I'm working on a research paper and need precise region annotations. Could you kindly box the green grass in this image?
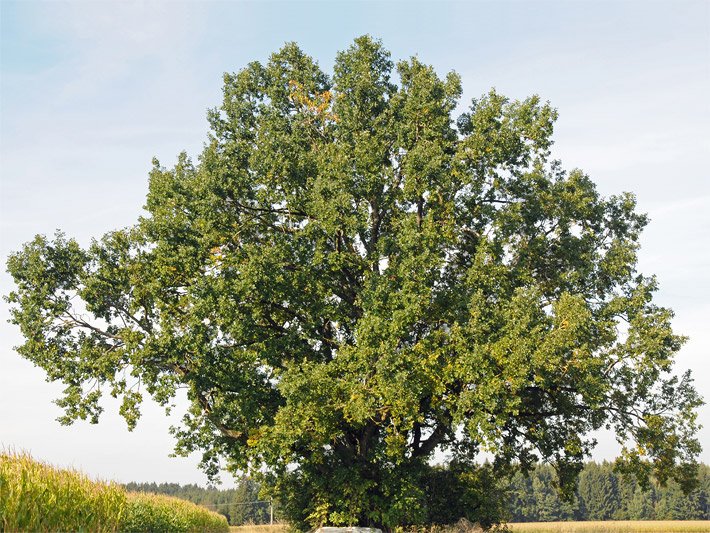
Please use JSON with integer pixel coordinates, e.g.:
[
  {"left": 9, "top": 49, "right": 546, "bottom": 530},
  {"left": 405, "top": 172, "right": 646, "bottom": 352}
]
[{"left": 0, "top": 450, "right": 229, "bottom": 532}]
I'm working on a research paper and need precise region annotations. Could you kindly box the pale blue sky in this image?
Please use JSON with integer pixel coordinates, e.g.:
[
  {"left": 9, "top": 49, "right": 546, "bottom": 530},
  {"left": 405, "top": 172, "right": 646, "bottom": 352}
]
[{"left": 1, "top": 0, "right": 708, "bottom": 487}]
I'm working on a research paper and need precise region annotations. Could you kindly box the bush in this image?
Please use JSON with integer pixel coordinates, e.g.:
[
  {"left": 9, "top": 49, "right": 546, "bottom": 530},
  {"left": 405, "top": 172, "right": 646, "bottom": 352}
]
[{"left": 424, "top": 463, "right": 509, "bottom": 528}]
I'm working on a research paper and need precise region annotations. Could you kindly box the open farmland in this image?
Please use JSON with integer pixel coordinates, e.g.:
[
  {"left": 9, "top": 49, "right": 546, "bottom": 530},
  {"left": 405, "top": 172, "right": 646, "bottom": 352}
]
[{"left": 508, "top": 521, "right": 710, "bottom": 532}]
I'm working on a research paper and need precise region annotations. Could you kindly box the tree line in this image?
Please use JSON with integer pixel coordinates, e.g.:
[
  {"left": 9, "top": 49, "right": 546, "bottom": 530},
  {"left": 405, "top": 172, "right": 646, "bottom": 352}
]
[
  {"left": 506, "top": 461, "right": 709, "bottom": 521},
  {"left": 123, "top": 478, "right": 272, "bottom": 526},
  {"left": 125, "top": 461, "right": 709, "bottom": 525}
]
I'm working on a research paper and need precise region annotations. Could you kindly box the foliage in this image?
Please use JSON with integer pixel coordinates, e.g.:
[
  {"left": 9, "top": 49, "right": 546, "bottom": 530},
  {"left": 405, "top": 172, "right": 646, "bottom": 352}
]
[
  {"left": 424, "top": 463, "right": 509, "bottom": 527},
  {"left": 230, "top": 477, "right": 273, "bottom": 525},
  {"left": 506, "top": 462, "right": 710, "bottom": 522},
  {"left": 0, "top": 450, "right": 125, "bottom": 532},
  {"left": 5, "top": 36, "right": 703, "bottom": 529},
  {"left": 0, "top": 451, "right": 228, "bottom": 533}
]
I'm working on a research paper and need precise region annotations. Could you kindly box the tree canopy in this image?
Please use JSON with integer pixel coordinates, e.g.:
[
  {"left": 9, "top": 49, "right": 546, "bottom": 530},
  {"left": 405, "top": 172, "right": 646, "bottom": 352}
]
[{"left": 6, "top": 36, "right": 702, "bottom": 530}]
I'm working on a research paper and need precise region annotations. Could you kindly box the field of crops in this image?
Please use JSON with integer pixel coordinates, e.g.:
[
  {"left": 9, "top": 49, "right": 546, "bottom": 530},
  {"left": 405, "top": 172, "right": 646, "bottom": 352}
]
[
  {"left": 229, "top": 522, "right": 710, "bottom": 533},
  {"left": 507, "top": 522, "right": 710, "bottom": 533},
  {"left": 0, "top": 451, "right": 229, "bottom": 532}
]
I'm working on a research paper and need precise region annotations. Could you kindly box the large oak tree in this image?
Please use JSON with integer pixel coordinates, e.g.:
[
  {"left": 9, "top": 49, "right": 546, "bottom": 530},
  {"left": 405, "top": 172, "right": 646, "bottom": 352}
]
[{"left": 6, "top": 37, "right": 702, "bottom": 529}]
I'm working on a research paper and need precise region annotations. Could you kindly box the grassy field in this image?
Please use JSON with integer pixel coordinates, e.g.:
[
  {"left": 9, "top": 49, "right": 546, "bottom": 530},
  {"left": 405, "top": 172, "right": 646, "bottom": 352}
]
[{"left": 230, "top": 522, "right": 710, "bottom": 533}]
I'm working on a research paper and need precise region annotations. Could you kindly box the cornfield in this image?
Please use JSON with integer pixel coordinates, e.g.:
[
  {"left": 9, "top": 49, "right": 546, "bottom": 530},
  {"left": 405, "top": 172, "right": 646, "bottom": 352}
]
[
  {"left": 0, "top": 451, "right": 229, "bottom": 532},
  {"left": 121, "top": 491, "right": 230, "bottom": 533}
]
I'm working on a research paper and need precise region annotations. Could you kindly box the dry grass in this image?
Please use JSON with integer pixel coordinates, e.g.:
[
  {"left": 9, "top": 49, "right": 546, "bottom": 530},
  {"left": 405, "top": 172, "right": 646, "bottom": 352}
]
[
  {"left": 230, "top": 525, "right": 289, "bottom": 533},
  {"left": 507, "top": 521, "right": 710, "bottom": 533}
]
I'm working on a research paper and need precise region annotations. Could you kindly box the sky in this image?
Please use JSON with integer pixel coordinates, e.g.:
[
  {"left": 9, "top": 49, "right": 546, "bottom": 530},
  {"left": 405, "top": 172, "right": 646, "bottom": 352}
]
[{"left": 1, "top": 0, "right": 708, "bottom": 488}]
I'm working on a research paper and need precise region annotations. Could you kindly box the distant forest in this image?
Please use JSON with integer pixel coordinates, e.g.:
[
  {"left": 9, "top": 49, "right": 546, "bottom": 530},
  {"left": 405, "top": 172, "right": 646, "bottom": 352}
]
[
  {"left": 124, "top": 477, "right": 270, "bottom": 526},
  {"left": 125, "top": 462, "right": 710, "bottom": 525},
  {"left": 506, "top": 462, "right": 709, "bottom": 522}
]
